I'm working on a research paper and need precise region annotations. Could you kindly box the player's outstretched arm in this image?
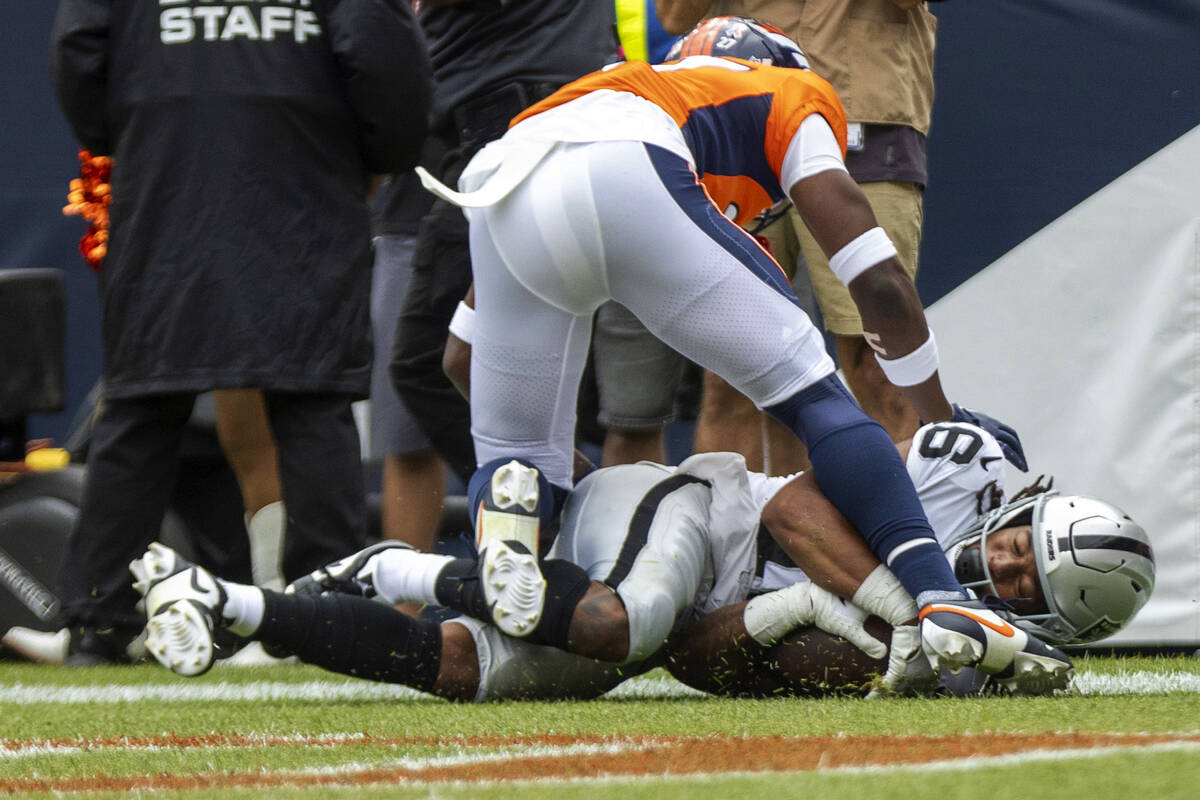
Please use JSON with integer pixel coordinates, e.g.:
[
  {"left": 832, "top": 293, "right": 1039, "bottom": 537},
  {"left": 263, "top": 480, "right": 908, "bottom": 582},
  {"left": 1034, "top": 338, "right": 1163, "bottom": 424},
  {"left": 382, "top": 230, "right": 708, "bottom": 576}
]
[
  {"left": 760, "top": 470, "right": 918, "bottom": 629},
  {"left": 789, "top": 169, "right": 1027, "bottom": 469},
  {"left": 789, "top": 169, "right": 951, "bottom": 423},
  {"left": 759, "top": 469, "right": 883, "bottom": 601}
]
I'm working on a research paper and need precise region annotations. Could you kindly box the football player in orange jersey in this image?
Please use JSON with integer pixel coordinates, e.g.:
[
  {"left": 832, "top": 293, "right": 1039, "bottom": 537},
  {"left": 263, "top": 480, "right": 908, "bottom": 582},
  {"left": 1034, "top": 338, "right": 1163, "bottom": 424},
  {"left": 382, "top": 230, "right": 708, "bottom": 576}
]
[{"left": 404, "top": 16, "right": 1067, "bottom": 686}]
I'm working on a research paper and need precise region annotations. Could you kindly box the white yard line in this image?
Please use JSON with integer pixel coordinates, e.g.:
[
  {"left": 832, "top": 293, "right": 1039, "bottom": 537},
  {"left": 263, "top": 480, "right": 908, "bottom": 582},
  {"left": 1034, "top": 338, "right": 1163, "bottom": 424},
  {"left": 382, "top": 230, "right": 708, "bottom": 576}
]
[
  {"left": 406, "top": 738, "right": 1200, "bottom": 789},
  {"left": 1069, "top": 670, "right": 1200, "bottom": 695},
  {"left": 0, "top": 732, "right": 370, "bottom": 759},
  {"left": 0, "top": 679, "right": 427, "bottom": 704},
  {"left": 1, "top": 725, "right": 1197, "bottom": 788},
  {"left": 0, "top": 733, "right": 653, "bottom": 767},
  {"left": 284, "top": 740, "right": 662, "bottom": 777},
  {"left": 817, "top": 739, "right": 1200, "bottom": 775},
  {"left": 0, "top": 669, "right": 1196, "bottom": 706}
]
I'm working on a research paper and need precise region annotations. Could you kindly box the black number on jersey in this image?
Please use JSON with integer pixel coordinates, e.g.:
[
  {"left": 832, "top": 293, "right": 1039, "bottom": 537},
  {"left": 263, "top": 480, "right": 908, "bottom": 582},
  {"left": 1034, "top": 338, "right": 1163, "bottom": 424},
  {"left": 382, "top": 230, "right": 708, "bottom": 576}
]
[{"left": 918, "top": 424, "right": 984, "bottom": 465}]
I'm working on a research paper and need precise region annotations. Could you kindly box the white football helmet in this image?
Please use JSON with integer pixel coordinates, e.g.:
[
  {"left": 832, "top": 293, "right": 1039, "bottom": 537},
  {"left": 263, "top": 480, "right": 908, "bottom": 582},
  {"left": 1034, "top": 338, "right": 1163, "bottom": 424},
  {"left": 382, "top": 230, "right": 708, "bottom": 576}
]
[{"left": 945, "top": 491, "right": 1155, "bottom": 644}]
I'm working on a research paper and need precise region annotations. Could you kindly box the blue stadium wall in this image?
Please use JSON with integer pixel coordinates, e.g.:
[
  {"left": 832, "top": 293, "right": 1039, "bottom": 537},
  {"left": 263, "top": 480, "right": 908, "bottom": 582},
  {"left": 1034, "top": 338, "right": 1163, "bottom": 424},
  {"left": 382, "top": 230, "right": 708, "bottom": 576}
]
[{"left": 3, "top": 1, "right": 1200, "bottom": 443}]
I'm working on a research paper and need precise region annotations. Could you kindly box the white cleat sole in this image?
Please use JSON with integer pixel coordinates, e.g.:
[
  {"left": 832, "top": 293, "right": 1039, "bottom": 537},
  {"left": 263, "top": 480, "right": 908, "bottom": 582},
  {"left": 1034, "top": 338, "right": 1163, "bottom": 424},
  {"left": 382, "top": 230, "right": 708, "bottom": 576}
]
[
  {"left": 921, "top": 624, "right": 984, "bottom": 674},
  {"left": 490, "top": 461, "right": 541, "bottom": 512},
  {"left": 476, "top": 461, "right": 542, "bottom": 554},
  {"left": 481, "top": 540, "right": 546, "bottom": 637},
  {"left": 131, "top": 542, "right": 184, "bottom": 598},
  {"left": 998, "top": 651, "right": 1075, "bottom": 696},
  {"left": 145, "top": 600, "right": 216, "bottom": 677}
]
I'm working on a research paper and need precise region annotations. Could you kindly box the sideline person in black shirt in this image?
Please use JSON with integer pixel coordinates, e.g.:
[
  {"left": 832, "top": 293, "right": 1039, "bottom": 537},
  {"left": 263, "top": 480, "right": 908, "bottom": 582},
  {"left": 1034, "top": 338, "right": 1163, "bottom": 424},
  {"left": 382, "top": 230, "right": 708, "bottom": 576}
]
[
  {"left": 389, "top": 0, "right": 620, "bottom": 485},
  {"left": 47, "top": 0, "right": 433, "bottom": 664}
]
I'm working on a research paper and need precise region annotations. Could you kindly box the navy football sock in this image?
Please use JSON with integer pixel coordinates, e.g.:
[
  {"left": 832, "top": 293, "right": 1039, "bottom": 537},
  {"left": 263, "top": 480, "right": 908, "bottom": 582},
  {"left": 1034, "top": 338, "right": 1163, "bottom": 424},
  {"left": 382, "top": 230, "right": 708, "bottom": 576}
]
[{"left": 765, "top": 375, "right": 963, "bottom": 600}]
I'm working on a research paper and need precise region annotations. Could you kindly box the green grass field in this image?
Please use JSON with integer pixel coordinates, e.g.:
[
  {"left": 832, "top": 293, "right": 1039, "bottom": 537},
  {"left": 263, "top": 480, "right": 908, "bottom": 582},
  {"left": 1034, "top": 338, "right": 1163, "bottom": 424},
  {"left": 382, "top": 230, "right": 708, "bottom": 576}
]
[{"left": 1, "top": 653, "right": 1199, "bottom": 797}]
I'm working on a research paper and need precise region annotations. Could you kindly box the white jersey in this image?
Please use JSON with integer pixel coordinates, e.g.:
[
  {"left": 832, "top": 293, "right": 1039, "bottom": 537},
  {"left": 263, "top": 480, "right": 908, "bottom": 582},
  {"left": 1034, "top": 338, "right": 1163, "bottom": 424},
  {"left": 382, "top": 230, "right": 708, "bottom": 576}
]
[
  {"left": 462, "top": 422, "right": 1006, "bottom": 701},
  {"left": 750, "top": 422, "right": 1006, "bottom": 596},
  {"left": 751, "top": 421, "right": 1006, "bottom": 546},
  {"left": 903, "top": 422, "right": 1007, "bottom": 546}
]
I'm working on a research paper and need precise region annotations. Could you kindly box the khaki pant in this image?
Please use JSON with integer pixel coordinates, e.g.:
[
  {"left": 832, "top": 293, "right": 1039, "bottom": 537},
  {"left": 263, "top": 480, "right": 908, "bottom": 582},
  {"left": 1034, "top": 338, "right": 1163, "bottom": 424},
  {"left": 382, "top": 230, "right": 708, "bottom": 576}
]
[{"left": 785, "top": 180, "right": 924, "bottom": 336}]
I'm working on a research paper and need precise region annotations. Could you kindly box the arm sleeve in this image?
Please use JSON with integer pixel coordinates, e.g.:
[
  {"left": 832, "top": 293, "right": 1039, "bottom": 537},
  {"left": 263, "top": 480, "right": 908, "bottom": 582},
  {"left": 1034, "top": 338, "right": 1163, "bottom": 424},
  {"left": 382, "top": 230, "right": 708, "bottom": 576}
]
[
  {"left": 779, "top": 113, "right": 847, "bottom": 196},
  {"left": 51, "top": 0, "right": 112, "bottom": 154},
  {"left": 323, "top": 0, "right": 434, "bottom": 173}
]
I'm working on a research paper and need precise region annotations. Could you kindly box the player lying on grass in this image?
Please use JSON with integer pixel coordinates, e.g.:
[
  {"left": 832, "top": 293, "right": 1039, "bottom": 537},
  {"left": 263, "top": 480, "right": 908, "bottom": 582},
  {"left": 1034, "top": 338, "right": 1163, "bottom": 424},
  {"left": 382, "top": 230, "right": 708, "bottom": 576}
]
[
  {"left": 419, "top": 14, "right": 1054, "bottom": 686},
  {"left": 131, "top": 423, "right": 1154, "bottom": 699},
  {"left": 661, "top": 477, "right": 1156, "bottom": 697}
]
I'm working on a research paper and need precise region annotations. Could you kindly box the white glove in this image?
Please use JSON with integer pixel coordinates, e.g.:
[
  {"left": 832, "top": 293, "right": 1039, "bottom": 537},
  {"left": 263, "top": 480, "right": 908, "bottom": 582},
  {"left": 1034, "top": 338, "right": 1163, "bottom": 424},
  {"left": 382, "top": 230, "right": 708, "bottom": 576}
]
[
  {"left": 744, "top": 581, "right": 887, "bottom": 660},
  {"left": 866, "top": 624, "right": 938, "bottom": 698}
]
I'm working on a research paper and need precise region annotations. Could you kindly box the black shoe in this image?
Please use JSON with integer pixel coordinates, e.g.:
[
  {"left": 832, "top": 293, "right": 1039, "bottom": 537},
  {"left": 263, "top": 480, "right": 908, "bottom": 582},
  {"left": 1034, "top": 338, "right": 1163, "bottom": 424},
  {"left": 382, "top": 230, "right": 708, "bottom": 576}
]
[
  {"left": 129, "top": 542, "right": 227, "bottom": 677},
  {"left": 64, "top": 626, "right": 136, "bottom": 667}
]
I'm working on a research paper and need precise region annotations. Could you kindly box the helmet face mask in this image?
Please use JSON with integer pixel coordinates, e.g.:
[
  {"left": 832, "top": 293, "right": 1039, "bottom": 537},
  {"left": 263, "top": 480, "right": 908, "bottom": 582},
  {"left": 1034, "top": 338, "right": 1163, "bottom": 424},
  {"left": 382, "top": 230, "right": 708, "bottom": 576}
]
[
  {"left": 948, "top": 491, "right": 1155, "bottom": 645},
  {"left": 665, "top": 16, "right": 810, "bottom": 71}
]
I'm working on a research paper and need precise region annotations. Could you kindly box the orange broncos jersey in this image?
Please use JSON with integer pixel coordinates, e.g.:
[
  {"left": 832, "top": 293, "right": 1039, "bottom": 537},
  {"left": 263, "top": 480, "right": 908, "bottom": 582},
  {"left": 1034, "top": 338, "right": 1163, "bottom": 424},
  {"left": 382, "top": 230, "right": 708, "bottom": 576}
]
[{"left": 511, "top": 57, "right": 848, "bottom": 228}]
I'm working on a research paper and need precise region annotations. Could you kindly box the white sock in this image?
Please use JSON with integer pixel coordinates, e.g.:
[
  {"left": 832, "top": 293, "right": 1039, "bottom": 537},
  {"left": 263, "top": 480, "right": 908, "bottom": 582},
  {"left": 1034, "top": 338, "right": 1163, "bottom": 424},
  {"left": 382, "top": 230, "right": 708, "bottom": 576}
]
[
  {"left": 247, "top": 501, "right": 286, "bottom": 591},
  {"left": 368, "top": 550, "right": 453, "bottom": 606},
  {"left": 220, "top": 581, "right": 265, "bottom": 637}
]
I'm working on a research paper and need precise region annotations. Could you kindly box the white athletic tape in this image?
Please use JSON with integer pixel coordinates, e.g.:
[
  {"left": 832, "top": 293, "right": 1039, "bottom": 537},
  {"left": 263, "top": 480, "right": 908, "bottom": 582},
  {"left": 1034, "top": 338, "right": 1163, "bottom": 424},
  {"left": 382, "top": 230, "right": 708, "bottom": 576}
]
[
  {"left": 828, "top": 226, "right": 897, "bottom": 286},
  {"left": 853, "top": 563, "right": 919, "bottom": 627},
  {"left": 448, "top": 300, "right": 475, "bottom": 344},
  {"left": 875, "top": 329, "right": 939, "bottom": 387}
]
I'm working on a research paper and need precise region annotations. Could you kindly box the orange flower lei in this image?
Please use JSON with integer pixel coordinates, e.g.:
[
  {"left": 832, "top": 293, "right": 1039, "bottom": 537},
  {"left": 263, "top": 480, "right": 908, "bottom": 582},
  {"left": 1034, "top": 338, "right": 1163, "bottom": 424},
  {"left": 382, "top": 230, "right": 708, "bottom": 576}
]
[{"left": 63, "top": 149, "right": 112, "bottom": 272}]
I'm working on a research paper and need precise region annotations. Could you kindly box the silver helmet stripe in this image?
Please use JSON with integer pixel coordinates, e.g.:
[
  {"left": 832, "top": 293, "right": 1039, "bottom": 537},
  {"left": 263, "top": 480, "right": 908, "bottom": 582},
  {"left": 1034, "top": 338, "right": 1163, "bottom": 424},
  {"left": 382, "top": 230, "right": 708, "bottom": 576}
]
[{"left": 1062, "top": 534, "right": 1154, "bottom": 563}]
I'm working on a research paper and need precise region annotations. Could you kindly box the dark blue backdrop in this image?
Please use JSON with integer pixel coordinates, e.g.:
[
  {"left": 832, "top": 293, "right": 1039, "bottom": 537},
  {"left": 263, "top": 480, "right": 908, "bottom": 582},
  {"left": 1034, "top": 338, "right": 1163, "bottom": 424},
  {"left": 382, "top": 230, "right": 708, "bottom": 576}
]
[
  {"left": 3, "top": 4, "right": 101, "bottom": 441},
  {"left": 922, "top": 0, "right": 1200, "bottom": 302},
  {"left": 3, "top": 1, "right": 1199, "bottom": 443}
]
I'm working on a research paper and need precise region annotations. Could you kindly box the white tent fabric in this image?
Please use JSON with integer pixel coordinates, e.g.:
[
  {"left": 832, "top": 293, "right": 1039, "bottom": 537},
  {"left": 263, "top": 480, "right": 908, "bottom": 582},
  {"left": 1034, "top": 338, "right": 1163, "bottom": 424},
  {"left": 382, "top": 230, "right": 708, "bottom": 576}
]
[{"left": 927, "top": 126, "right": 1200, "bottom": 645}]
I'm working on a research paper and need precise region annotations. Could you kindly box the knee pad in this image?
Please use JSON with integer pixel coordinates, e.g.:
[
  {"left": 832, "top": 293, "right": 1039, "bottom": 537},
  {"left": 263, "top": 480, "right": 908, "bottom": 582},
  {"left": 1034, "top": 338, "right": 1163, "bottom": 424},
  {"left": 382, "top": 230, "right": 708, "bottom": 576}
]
[{"left": 527, "top": 558, "right": 592, "bottom": 651}]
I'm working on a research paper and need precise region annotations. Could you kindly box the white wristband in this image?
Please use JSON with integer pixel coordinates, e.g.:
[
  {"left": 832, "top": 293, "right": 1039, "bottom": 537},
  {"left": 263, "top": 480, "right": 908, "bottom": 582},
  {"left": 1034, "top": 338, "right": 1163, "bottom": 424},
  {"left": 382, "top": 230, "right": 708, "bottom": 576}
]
[
  {"left": 829, "top": 226, "right": 897, "bottom": 286},
  {"left": 874, "top": 329, "right": 939, "bottom": 387},
  {"left": 448, "top": 300, "right": 475, "bottom": 345}
]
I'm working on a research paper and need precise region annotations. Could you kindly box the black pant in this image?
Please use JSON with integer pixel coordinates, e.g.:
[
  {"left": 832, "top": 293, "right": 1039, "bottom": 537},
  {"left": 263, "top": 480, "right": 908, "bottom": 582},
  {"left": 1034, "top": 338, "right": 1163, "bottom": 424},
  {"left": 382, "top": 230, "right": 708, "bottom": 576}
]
[
  {"left": 390, "top": 83, "right": 564, "bottom": 486},
  {"left": 389, "top": 139, "right": 480, "bottom": 485},
  {"left": 60, "top": 392, "right": 367, "bottom": 640}
]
